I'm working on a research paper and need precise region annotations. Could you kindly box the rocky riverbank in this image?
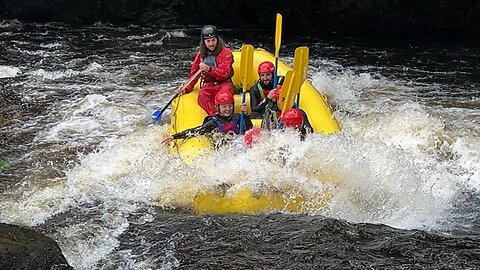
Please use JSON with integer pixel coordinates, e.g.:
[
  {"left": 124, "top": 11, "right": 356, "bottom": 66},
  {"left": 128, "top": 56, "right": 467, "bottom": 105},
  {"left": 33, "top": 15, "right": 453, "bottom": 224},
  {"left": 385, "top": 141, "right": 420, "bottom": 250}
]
[{"left": 0, "top": 223, "right": 72, "bottom": 270}]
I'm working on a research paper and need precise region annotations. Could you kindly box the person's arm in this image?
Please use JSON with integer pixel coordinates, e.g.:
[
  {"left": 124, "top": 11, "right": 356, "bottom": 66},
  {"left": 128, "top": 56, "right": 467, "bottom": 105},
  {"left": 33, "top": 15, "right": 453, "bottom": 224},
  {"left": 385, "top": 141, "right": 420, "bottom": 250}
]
[
  {"left": 250, "top": 84, "right": 270, "bottom": 113},
  {"left": 244, "top": 114, "right": 253, "bottom": 131},
  {"left": 208, "top": 48, "right": 233, "bottom": 82},
  {"left": 249, "top": 84, "right": 261, "bottom": 112},
  {"left": 184, "top": 52, "right": 202, "bottom": 92},
  {"left": 161, "top": 118, "right": 218, "bottom": 143},
  {"left": 267, "top": 84, "right": 282, "bottom": 113},
  {"left": 175, "top": 118, "right": 218, "bottom": 139},
  {"left": 265, "top": 95, "right": 279, "bottom": 114},
  {"left": 299, "top": 109, "right": 313, "bottom": 137}
]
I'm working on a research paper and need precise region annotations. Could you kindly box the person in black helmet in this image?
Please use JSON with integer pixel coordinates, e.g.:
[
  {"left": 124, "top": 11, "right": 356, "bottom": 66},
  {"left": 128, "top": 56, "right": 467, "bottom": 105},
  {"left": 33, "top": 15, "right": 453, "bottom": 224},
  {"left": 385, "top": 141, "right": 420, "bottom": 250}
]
[{"left": 180, "top": 25, "right": 235, "bottom": 116}]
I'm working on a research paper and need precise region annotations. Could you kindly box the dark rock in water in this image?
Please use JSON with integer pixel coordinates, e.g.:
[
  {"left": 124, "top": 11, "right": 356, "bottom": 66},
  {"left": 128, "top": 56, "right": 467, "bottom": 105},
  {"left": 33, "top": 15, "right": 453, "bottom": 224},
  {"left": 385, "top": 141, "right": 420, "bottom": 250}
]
[{"left": 0, "top": 223, "right": 72, "bottom": 270}]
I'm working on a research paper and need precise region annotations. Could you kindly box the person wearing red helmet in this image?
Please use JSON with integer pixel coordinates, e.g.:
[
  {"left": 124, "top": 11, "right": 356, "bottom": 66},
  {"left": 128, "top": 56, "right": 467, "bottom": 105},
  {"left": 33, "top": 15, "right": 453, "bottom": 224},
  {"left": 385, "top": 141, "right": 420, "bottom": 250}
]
[
  {"left": 279, "top": 108, "right": 313, "bottom": 140},
  {"left": 243, "top": 107, "right": 312, "bottom": 147},
  {"left": 281, "top": 108, "right": 303, "bottom": 128},
  {"left": 249, "top": 61, "right": 280, "bottom": 119},
  {"left": 162, "top": 90, "right": 252, "bottom": 144},
  {"left": 179, "top": 25, "right": 235, "bottom": 116}
]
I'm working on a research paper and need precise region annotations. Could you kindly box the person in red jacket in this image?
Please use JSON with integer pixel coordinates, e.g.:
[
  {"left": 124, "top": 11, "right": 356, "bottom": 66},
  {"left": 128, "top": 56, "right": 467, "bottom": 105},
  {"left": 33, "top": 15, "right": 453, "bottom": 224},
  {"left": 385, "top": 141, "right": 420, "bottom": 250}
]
[
  {"left": 279, "top": 108, "right": 313, "bottom": 140},
  {"left": 179, "top": 25, "right": 235, "bottom": 116}
]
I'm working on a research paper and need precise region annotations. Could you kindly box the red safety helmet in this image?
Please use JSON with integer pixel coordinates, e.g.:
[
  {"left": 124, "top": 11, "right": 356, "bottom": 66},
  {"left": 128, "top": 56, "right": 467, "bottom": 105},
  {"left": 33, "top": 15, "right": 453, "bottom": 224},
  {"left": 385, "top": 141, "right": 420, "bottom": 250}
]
[
  {"left": 281, "top": 108, "right": 303, "bottom": 128},
  {"left": 215, "top": 90, "right": 234, "bottom": 105},
  {"left": 258, "top": 61, "right": 274, "bottom": 74}
]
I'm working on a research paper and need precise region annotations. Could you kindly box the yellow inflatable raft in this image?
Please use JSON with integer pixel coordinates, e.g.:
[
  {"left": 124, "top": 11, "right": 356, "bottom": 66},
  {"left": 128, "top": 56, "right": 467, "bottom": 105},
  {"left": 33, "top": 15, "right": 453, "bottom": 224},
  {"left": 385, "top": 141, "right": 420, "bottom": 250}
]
[{"left": 166, "top": 47, "right": 340, "bottom": 214}]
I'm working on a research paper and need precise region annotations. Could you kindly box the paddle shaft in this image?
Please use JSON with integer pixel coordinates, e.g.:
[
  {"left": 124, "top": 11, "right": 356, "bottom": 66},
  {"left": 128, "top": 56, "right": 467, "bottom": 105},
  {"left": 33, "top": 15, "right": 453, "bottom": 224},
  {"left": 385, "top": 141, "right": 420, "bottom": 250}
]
[
  {"left": 239, "top": 44, "right": 254, "bottom": 134},
  {"left": 273, "top": 57, "right": 279, "bottom": 88},
  {"left": 273, "top": 13, "right": 282, "bottom": 88},
  {"left": 161, "top": 69, "right": 202, "bottom": 112},
  {"left": 239, "top": 91, "right": 247, "bottom": 133},
  {"left": 151, "top": 69, "right": 202, "bottom": 124},
  {"left": 157, "top": 93, "right": 178, "bottom": 116},
  {"left": 179, "top": 69, "right": 202, "bottom": 93}
]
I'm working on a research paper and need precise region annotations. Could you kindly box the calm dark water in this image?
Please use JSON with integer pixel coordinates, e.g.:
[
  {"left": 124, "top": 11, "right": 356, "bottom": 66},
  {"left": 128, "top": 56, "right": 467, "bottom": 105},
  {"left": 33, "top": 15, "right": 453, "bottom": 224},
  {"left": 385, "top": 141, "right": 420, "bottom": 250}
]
[{"left": 1, "top": 20, "right": 480, "bottom": 269}]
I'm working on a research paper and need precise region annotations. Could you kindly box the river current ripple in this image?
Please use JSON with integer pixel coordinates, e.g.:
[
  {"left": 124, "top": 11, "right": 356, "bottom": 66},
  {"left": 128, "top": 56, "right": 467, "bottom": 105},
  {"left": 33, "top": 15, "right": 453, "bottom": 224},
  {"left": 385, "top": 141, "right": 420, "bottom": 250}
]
[{"left": 1, "top": 20, "right": 480, "bottom": 269}]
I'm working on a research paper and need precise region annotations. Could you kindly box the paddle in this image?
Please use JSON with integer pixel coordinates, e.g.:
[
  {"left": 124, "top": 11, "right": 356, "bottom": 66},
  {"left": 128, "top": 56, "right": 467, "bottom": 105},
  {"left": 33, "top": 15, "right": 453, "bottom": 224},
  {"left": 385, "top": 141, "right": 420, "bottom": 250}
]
[
  {"left": 277, "top": 70, "right": 295, "bottom": 114},
  {"left": 273, "top": 13, "right": 282, "bottom": 88},
  {"left": 150, "top": 69, "right": 202, "bottom": 125},
  {"left": 292, "top": 46, "right": 309, "bottom": 108},
  {"left": 277, "top": 47, "right": 309, "bottom": 113},
  {"left": 239, "top": 44, "right": 254, "bottom": 134}
]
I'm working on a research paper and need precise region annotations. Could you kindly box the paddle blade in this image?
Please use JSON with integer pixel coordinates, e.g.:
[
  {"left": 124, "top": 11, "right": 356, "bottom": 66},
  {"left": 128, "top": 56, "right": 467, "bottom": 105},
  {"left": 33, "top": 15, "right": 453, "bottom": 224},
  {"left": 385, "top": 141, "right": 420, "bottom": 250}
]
[
  {"left": 151, "top": 110, "right": 162, "bottom": 125},
  {"left": 292, "top": 46, "right": 309, "bottom": 92},
  {"left": 240, "top": 44, "right": 254, "bottom": 92},
  {"left": 274, "top": 13, "right": 282, "bottom": 57},
  {"left": 278, "top": 70, "right": 296, "bottom": 113}
]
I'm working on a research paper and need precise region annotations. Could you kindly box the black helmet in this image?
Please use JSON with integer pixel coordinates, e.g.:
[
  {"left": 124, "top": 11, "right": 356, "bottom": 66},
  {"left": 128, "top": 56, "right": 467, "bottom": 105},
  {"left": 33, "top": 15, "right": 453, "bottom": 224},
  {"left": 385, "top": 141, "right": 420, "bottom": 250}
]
[{"left": 201, "top": 25, "right": 218, "bottom": 39}]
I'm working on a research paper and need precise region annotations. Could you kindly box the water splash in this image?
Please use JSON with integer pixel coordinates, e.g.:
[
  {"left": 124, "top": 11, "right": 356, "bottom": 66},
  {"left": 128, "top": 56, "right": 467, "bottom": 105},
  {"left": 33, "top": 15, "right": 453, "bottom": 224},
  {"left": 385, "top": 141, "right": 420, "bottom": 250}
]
[
  {"left": 0, "top": 65, "right": 21, "bottom": 78},
  {"left": 310, "top": 60, "right": 480, "bottom": 231}
]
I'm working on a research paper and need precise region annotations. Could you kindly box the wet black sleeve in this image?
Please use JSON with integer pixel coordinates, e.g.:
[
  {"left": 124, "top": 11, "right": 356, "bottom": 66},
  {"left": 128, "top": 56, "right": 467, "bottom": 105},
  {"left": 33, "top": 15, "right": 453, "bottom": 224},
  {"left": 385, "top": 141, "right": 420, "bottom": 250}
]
[
  {"left": 266, "top": 99, "right": 280, "bottom": 113},
  {"left": 249, "top": 84, "right": 269, "bottom": 113},
  {"left": 171, "top": 118, "right": 218, "bottom": 140},
  {"left": 244, "top": 115, "right": 253, "bottom": 131},
  {"left": 300, "top": 109, "right": 313, "bottom": 135}
]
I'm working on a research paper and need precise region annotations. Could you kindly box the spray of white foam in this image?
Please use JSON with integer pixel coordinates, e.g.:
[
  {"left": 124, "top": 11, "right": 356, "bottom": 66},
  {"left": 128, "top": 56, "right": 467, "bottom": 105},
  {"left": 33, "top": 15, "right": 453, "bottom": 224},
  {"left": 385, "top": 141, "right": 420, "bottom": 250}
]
[
  {"left": 0, "top": 180, "right": 75, "bottom": 226},
  {"left": 54, "top": 206, "right": 130, "bottom": 270},
  {"left": 0, "top": 19, "right": 22, "bottom": 28},
  {"left": 32, "top": 92, "right": 147, "bottom": 148},
  {"left": 55, "top": 126, "right": 215, "bottom": 268},
  {"left": 141, "top": 30, "right": 187, "bottom": 46},
  {"left": 27, "top": 62, "right": 103, "bottom": 81},
  {"left": 0, "top": 101, "right": 472, "bottom": 267},
  {"left": 126, "top": 33, "right": 160, "bottom": 40},
  {"left": 64, "top": 128, "right": 194, "bottom": 206},
  {"left": 452, "top": 137, "right": 480, "bottom": 192},
  {"left": 0, "top": 65, "right": 21, "bottom": 78},
  {"left": 30, "top": 68, "right": 79, "bottom": 80},
  {"left": 185, "top": 128, "right": 454, "bottom": 230},
  {"left": 309, "top": 60, "right": 480, "bottom": 230},
  {"left": 190, "top": 130, "right": 333, "bottom": 207},
  {"left": 39, "top": 42, "right": 64, "bottom": 49},
  {"left": 0, "top": 124, "right": 199, "bottom": 268},
  {"left": 320, "top": 130, "right": 455, "bottom": 230}
]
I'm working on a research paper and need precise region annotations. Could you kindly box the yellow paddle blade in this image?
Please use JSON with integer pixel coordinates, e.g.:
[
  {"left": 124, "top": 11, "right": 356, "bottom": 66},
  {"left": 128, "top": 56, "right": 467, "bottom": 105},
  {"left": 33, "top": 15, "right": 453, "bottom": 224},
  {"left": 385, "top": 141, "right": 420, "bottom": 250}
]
[
  {"left": 278, "top": 70, "right": 296, "bottom": 113},
  {"left": 240, "top": 44, "right": 254, "bottom": 92},
  {"left": 291, "top": 46, "right": 309, "bottom": 95},
  {"left": 275, "top": 13, "right": 282, "bottom": 57}
]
